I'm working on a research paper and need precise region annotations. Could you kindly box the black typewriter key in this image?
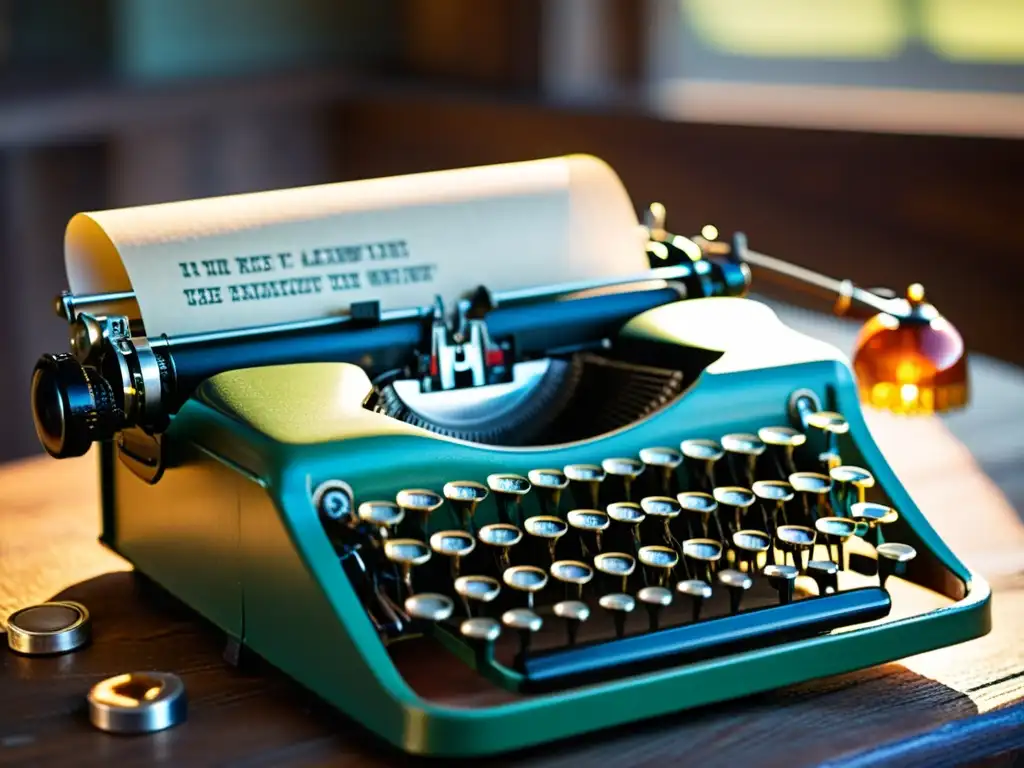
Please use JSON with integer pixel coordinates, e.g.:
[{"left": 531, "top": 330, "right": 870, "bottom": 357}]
[
  {"left": 429, "top": 530, "right": 476, "bottom": 580},
  {"left": 682, "top": 538, "right": 723, "bottom": 583},
  {"left": 606, "top": 502, "right": 645, "bottom": 553},
  {"left": 524, "top": 515, "right": 568, "bottom": 565},
  {"left": 383, "top": 539, "right": 431, "bottom": 597},
  {"left": 806, "top": 560, "right": 839, "bottom": 595},
  {"left": 404, "top": 593, "right": 455, "bottom": 623},
  {"left": 443, "top": 481, "right": 489, "bottom": 533},
  {"left": 680, "top": 439, "right": 724, "bottom": 492},
  {"left": 814, "top": 516, "right": 858, "bottom": 567},
  {"left": 357, "top": 501, "right": 404, "bottom": 540},
  {"left": 599, "top": 593, "right": 635, "bottom": 638},
  {"left": 640, "top": 496, "right": 682, "bottom": 549},
  {"left": 752, "top": 480, "right": 794, "bottom": 535},
  {"left": 638, "top": 545, "right": 679, "bottom": 587},
  {"left": 564, "top": 464, "right": 606, "bottom": 509},
  {"left": 830, "top": 465, "right": 875, "bottom": 514},
  {"left": 637, "top": 586, "right": 673, "bottom": 631},
  {"left": 550, "top": 560, "right": 594, "bottom": 600},
  {"left": 676, "top": 491, "right": 720, "bottom": 540},
  {"left": 775, "top": 525, "right": 816, "bottom": 572},
  {"left": 460, "top": 617, "right": 501, "bottom": 668},
  {"left": 718, "top": 569, "right": 753, "bottom": 614},
  {"left": 502, "top": 608, "right": 543, "bottom": 658},
  {"left": 805, "top": 410, "right": 849, "bottom": 470},
  {"left": 713, "top": 486, "right": 756, "bottom": 537},
  {"left": 757, "top": 426, "right": 806, "bottom": 480},
  {"left": 478, "top": 523, "right": 523, "bottom": 570},
  {"left": 601, "top": 457, "right": 645, "bottom": 504},
  {"left": 527, "top": 469, "right": 569, "bottom": 516},
  {"left": 454, "top": 575, "right": 501, "bottom": 617},
  {"left": 675, "top": 579, "right": 712, "bottom": 621},
  {"left": 312, "top": 479, "right": 355, "bottom": 532},
  {"left": 789, "top": 472, "right": 833, "bottom": 523},
  {"left": 567, "top": 509, "right": 610, "bottom": 560},
  {"left": 851, "top": 502, "right": 899, "bottom": 548},
  {"left": 487, "top": 474, "right": 531, "bottom": 526},
  {"left": 639, "top": 446, "right": 683, "bottom": 496},
  {"left": 396, "top": 489, "right": 444, "bottom": 538},
  {"left": 553, "top": 600, "right": 590, "bottom": 645},
  {"left": 502, "top": 565, "right": 548, "bottom": 609},
  {"left": 721, "top": 433, "right": 766, "bottom": 487},
  {"left": 877, "top": 542, "right": 917, "bottom": 588},
  {"left": 763, "top": 564, "right": 799, "bottom": 605},
  {"left": 732, "top": 529, "right": 771, "bottom": 574},
  {"left": 593, "top": 552, "right": 637, "bottom": 593}
]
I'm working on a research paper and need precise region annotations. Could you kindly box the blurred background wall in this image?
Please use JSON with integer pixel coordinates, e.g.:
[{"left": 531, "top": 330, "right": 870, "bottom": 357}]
[{"left": 0, "top": 0, "right": 1021, "bottom": 461}]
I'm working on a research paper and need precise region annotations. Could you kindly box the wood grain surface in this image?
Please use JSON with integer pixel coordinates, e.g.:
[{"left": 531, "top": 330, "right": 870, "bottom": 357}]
[{"left": 2, "top": 404, "right": 1023, "bottom": 767}]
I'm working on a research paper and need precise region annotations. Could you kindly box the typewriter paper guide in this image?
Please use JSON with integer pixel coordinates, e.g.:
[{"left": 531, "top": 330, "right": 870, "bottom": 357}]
[{"left": 64, "top": 155, "right": 650, "bottom": 337}]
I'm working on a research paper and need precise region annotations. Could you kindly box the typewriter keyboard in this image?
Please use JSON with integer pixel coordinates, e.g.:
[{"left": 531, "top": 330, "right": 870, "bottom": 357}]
[{"left": 314, "top": 410, "right": 917, "bottom": 692}]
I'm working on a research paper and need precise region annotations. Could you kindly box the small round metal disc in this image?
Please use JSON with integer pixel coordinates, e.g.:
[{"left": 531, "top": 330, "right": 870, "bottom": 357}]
[
  {"left": 460, "top": 617, "right": 501, "bottom": 642},
  {"left": 676, "top": 579, "right": 712, "bottom": 599},
  {"left": 594, "top": 552, "right": 636, "bottom": 577},
  {"left": 733, "top": 529, "right": 771, "bottom": 553},
  {"left": 807, "top": 560, "right": 839, "bottom": 576},
  {"left": 429, "top": 530, "right": 476, "bottom": 558},
  {"left": 763, "top": 564, "right": 799, "bottom": 581},
  {"left": 550, "top": 560, "right": 594, "bottom": 585},
  {"left": 554, "top": 600, "right": 590, "bottom": 622},
  {"left": 757, "top": 426, "right": 807, "bottom": 448},
  {"left": 358, "top": 501, "right": 404, "bottom": 527},
  {"left": 638, "top": 586, "right": 673, "bottom": 607},
  {"left": 721, "top": 433, "right": 767, "bottom": 456},
  {"left": 602, "top": 457, "right": 645, "bottom": 479},
  {"left": 443, "top": 480, "right": 489, "bottom": 503},
  {"left": 478, "top": 523, "right": 523, "bottom": 548},
  {"left": 851, "top": 502, "right": 899, "bottom": 526},
  {"left": 640, "top": 496, "right": 681, "bottom": 518},
  {"left": 718, "top": 569, "right": 753, "bottom": 591},
  {"left": 503, "top": 565, "right": 548, "bottom": 593},
  {"left": 564, "top": 464, "right": 606, "bottom": 483},
  {"left": 528, "top": 469, "right": 569, "bottom": 489},
  {"left": 383, "top": 538, "right": 431, "bottom": 566},
  {"left": 877, "top": 542, "right": 917, "bottom": 563},
  {"left": 806, "top": 410, "right": 850, "bottom": 434},
  {"left": 405, "top": 593, "right": 455, "bottom": 622},
  {"left": 487, "top": 473, "right": 531, "bottom": 496},
  {"left": 639, "top": 447, "right": 683, "bottom": 469},
  {"left": 789, "top": 472, "right": 833, "bottom": 494},
  {"left": 395, "top": 488, "right": 444, "bottom": 512},
  {"left": 599, "top": 593, "right": 636, "bottom": 613},
  {"left": 7, "top": 601, "right": 91, "bottom": 656},
  {"left": 680, "top": 439, "right": 724, "bottom": 462},
  {"left": 682, "top": 538, "right": 723, "bottom": 563},
  {"left": 815, "top": 517, "right": 858, "bottom": 539},
  {"left": 776, "top": 525, "right": 817, "bottom": 548},
  {"left": 638, "top": 545, "right": 679, "bottom": 569},
  {"left": 607, "top": 502, "right": 645, "bottom": 524},
  {"left": 502, "top": 608, "right": 543, "bottom": 633},
  {"left": 88, "top": 671, "right": 186, "bottom": 734},
  {"left": 713, "top": 486, "right": 756, "bottom": 508},
  {"left": 676, "top": 492, "right": 718, "bottom": 514},
  {"left": 752, "top": 480, "right": 794, "bottom": 502},
  {"left": 567, "top": 509, "right": 610, "bottom": 533},
  {"left": 524, "top": 516, "right": 568, "bottom": 539},
  {"left": 454, "top": 575, "right": 501, "bottom": 603},
  {"left": 830, "top": 465, "right": 875, "bottom": 487}
]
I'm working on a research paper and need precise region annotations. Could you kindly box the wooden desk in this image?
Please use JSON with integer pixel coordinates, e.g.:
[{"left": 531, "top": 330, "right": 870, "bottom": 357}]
[{"left": 2, "top": 412, "right": 1024, "bottom": 767}]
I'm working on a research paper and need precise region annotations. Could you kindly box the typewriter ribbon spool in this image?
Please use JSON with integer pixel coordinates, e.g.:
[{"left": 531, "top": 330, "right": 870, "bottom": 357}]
[{"left": 26, "top": 156, "right": 988, "bottom": 757}]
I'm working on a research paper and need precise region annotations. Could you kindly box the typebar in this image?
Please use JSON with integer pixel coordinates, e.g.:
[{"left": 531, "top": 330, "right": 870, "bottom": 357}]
[{"left": 518, "top": 587, "right": 891, "bottom": 692}]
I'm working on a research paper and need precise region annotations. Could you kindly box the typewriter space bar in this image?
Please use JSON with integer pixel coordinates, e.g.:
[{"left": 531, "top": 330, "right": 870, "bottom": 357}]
[{"left": 520, "top": 587, "right": 891, "bottom": 692}]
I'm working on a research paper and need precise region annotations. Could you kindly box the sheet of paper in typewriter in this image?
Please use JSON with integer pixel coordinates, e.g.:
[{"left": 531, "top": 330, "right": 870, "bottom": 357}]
[{"left": 63, "top": 154, "right": 650, "bottom": 337}]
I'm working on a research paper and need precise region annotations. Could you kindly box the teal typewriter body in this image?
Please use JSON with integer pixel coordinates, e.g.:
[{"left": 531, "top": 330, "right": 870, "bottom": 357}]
[{"left": 93, "top": 296, "right": 991, "bottom": 757}]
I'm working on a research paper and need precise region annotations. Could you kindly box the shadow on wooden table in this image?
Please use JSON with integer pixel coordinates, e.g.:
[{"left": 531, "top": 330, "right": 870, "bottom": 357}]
[{"left": 0, "top": 570, "right": 1001, "bottom": 768}]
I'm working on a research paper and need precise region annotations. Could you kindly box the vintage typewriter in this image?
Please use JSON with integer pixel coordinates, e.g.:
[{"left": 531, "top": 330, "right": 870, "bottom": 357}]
[{"left": 29, "top": 160, "right": 989, "bottom": 757}]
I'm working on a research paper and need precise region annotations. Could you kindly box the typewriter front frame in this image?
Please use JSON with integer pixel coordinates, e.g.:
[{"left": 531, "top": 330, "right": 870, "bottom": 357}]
[{"left": 95, "top": 297, "right": 992, "bottom": 757}]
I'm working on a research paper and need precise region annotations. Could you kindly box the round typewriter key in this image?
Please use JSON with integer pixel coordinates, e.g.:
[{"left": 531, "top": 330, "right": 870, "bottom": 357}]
[
  {"left": 639, "top": 446, "right": 684, "bottom": 495},
  {"left": 606, "top": 502, "right": 646, "bottom": 550},
  {"left": 676, "top": 491, "right": 719, "bottom": 539},
  {"left": 775, "top": 525, "right": 816, "bottom": 571},
  {"left": 680, "top": 439, "right": 724, "bottom": 491},
  {"left": 312, "top": 479, "right": 355, "bottom": 527},
  {"left": 758, "top": 426, "right": 806, "bottom": 479},
  {"left": 524, "top": 515, "right": 569, "bottom": 563},
  {"left": 682, "top": 538, "right": 723, "bottom": 582},
  {"left": 460, "top": 617, "right": 501, "bottom": 666},
  {"left": 528, "top": 469, "right": 569, "bottom": 516},
  {"left": 752, "top": 480, "right": 794, "bottom": 531},
  {"left": 877, "top": 542, "right": 917, "bottom": 588},
  {"left": 830, "top": 465, "right": 876, "bottom": 511},
  {"left": 567, "top": 509, "right": 610, "bottom": 558},
  {"left": 564, "top": 464, "right": 606, "bottom": 509},
  {"left": 763, "top": 564, "right": 799, "bottom": 605},
  {"left": 806, "top": 411, "right": 849, "bottom": 435},
  {"left": 554, "top": 599, "right": 590, "bottom": 645},
  {"left": 88, "top": 671, "right": 186, "bottom": 734},
  {"left": 550, "top": 560, "right": 594, "bottom": 599},
  {"left": 593, "top": 552, "right": 637, "bottom": 593},
  {"left": 502, "top": 608, "right": 543, "bottom": 656},
  {"left": 718, "top": 569, "right": 753, "bottom": 614},
  {"left": 6, "top": 601, "right": 90, "bottom": 656},
  {"left": 640, "top": 496, "right": 682, "bottom": 546},
  {"left": 601, "top": 457, "right": 645, "bottom": 502},
  {"left": 396, "top": 489, "right": 444, "bottom": 536},
  {"left": 721, "top": 433, "right": 766, "bottom": 486},
  {"left": 477, "top": 523, "right": 523, "bottom": 569},
  {"left": 454, "top": 575, "right": 501, "bottom": 616},
  {"left": 487, "top": 474, "right": 531, "bottom": 526},
  {"left": 358, "top": 501, "right": 404, "bottom": 539},
  {"left": 806, "top": 560, "right": 839, "bottom": 595},
  {"left": 676, "top": 579, "right": 712, "bottom": 621},
  {"left": 405, "top": 593, "right": 455, "bottom": 623},
  {"left": 851, "top": 502, "right": 899, "bottom": 547},
  {"left": 443, "top": 480, "right": 489, "bottom": 532},
  {"left": 789, "top": 472, "right": 833, "bottom": 522},
  {"left": 638, "top": 545, "right": 679, "bottom": 586},
  {"left": 713, "top": 486, "right": 756, "bottom": 535},
  {"left": 732, "top": 529, "right": 771, "bottom": 573},
  {"left": 815, "top": 516, "right": 858, "bottom": 566},
  {"left": 383, "top": 539, "right": 431, "bottom": 595},
  {"left": 502, "top": 565, "right": 548, "bottom": 609},
  {"left": 599, "top": 593, "right": 636, "bottom": 638},
  {"left": 429, "top": 530, "right": 476, "bottom": 579},
  {"left": 638, "top": 585, "right": 673, "bottom": 630}
]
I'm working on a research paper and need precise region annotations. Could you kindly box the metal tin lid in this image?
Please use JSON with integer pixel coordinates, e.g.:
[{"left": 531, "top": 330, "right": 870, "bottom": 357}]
[
  {"left": 6, "top": 601, "right": 91, "bottom": 655},
  {"left": 88, "top": 671, "right": 187, "bottom": 734}
]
